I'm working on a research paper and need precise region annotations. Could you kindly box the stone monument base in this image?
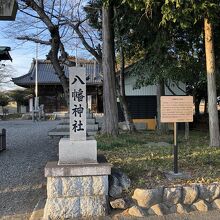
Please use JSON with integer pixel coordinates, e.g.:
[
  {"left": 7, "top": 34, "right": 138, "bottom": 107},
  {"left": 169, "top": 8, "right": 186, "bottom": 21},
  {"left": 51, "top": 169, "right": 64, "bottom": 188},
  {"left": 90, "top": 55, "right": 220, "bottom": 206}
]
[
  {"left": 43, "top": 161, "right": 111, "bottom": 219},
  {"left": 59, "top": 137, "right": 97, "bottom": 164}
]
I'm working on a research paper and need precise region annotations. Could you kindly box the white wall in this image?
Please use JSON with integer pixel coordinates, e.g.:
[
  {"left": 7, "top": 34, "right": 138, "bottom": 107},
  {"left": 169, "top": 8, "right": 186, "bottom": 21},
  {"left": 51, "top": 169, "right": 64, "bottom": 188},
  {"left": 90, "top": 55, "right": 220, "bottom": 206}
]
[{"left": 125, "top": 74, "right": 186, "bottom": 96}]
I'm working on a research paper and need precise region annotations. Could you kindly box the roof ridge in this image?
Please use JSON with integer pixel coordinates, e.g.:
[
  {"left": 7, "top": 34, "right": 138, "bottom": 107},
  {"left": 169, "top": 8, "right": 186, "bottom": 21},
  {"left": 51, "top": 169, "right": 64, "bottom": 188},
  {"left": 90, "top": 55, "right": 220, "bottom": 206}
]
[{"left": 12, "top": 60, "right": 103, "bottom": 87}]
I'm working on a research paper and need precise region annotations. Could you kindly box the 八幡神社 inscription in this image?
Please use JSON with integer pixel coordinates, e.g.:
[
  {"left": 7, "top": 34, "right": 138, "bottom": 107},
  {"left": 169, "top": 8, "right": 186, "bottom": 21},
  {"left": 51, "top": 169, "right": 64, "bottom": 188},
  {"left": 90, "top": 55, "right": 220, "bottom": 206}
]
[{"left": 69, "top": 67, "right": 87, "bottom": 141}]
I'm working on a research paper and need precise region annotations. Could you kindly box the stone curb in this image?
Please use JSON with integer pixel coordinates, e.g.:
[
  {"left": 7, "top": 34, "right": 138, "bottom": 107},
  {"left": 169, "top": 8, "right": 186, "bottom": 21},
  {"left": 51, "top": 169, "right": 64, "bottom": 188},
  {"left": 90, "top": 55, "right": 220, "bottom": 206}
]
[
  {"left": 29, "top": 198, "right": 46, "bottom": 220},
  {"left": 130, "top": 182, "right": 220, "bottom": 217}
]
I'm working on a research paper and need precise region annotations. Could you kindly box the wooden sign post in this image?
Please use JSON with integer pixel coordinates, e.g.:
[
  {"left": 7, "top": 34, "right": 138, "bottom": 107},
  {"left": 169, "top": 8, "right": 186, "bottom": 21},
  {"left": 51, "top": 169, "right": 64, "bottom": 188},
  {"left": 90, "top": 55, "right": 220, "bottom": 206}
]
[{"left": 161, "top": 96, "right": 193, "bottom": 174}]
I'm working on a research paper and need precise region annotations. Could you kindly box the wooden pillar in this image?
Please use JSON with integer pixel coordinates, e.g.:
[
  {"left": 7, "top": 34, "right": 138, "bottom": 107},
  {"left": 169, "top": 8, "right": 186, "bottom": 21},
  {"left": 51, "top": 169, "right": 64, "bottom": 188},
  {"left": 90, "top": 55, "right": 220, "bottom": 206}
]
[
  {"left": 55, "top": 88, "right": 58, "bottom": 112},
  {"left": 96, "top": 87, "right": 98, "bottom": 113}
]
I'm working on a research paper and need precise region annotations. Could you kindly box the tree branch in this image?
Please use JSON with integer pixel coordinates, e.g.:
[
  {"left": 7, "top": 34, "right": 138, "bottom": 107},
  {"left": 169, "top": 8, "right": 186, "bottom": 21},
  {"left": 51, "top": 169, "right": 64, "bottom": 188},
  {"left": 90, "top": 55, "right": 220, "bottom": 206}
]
[
  {"left": 23, "top": 0, "right": 55, "bottom": 31},
  {"left": 22, "top": 0, "right": 69, "bottom": 103},
  {"left": 17, "top": 36, "right": 51, "bottom": 45},
  {"left": 68, "top": 21, "right": 102, "bottom": 63},
  {"left": 19, "top": 9, "right": 40, "bottom": 19},
  {"left": 39, "top": 0, "right": 44, "bottom": 10},
  {"left": 59, "top": 42, "right": 68, "bottom": 62},
  {"left": 165, "top": 82, "right": 176, "bottom": 95},
  {"left": 174, "top": 82, "right": 186, "bottom": 94},
  {"left": 80, "top": 25, "right": 95, "bottom": 49}
]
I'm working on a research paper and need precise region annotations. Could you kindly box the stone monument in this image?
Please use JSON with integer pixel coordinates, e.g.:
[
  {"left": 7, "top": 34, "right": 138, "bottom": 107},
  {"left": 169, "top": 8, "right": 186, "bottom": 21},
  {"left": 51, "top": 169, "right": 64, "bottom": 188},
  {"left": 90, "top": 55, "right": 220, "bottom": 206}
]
[
  {"left": 43, "top": 67, "right": 111, "bottom": 219},
  {"left": 59, "top": 67, "right": 97, "bottom": 164}
]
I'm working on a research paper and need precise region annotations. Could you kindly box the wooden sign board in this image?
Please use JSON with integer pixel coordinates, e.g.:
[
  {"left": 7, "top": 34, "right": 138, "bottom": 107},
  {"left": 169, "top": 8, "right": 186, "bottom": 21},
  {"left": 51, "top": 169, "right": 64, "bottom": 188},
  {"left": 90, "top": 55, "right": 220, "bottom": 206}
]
[{"left": 161, "top": 96, "right": 193, "bottom": 123}]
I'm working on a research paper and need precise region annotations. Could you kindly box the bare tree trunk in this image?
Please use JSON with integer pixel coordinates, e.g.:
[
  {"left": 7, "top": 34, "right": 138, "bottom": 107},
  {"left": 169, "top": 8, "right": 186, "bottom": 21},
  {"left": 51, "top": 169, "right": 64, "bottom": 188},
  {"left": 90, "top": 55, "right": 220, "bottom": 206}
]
[
  {"left": 204, "top": 18, "right": 220, "bottom": 147},
  {"left": 156, "top": 80, "right": 168, "bottom": 134},
  {"left": 102, "top": 3, "right": 118, "bottom": 136},
  {"left": 23, "top": 1, "right": 69, "bottom": 105},
  {"left": 118, "top": 46, "right": 135, "bottom": 132},
  {"left": 113, "top": 7, "right": 135, "bottom": 132},
  {"left": 48, "top": 27, "right": 69, "bottom": 104}
]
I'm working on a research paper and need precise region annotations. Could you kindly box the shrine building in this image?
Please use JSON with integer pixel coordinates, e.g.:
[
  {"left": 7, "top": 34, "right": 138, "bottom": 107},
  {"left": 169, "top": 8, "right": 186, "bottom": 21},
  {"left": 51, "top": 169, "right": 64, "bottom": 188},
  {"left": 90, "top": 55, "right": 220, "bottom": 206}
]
[
  {"left": 12, "top": 59, "right": 103, "bottom": 113},
  {"left": 12, "top": 58, "right": 186, "bottom": 130}
]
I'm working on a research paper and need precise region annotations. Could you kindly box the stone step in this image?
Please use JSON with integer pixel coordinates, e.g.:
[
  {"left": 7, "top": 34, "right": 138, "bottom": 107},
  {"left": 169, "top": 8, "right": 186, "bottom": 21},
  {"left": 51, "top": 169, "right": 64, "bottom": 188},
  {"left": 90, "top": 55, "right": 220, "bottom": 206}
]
[
  {"left": 87, "top": 124, "right": 100, "bottom": 131},
  {"left": 87, "top": 131, "right": 98, "bottom": 136},
  {"left": 63, "top": 109, "right": 90, "bottom": 118},
  {"left": 61, "top": 118, "right": 96, "bottom": 124},
  {"left": 87, "top": 118, "right": 96, "bottom": 124},
  {"left": 61, "top": 114, "right": 94, "bottom": 124},
  {"left": 57, "top": 123, "right": 99, "bottom": 131},
  {"left": 48, "top": 128, "right": 98, "bottom": 138},
  {"left": 56, "top": 124, "right": 69, "bottom": 129},
  {"left": 48, "top": 128, "right": 69, "bottom": 137},
  {"left": 63, "top": 112, "right": 92, "bottom": 118},
  {"left": 87, "top": 112, "right": 93, "bottom": 119},
  {"left": 61, "top": 118, "right": 69, "bottom": 123}
]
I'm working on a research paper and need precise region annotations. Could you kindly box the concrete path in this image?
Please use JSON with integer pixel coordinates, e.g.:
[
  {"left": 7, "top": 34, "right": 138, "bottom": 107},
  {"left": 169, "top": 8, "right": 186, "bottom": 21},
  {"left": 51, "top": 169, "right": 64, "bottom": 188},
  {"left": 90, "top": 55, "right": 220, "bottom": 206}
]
[{"left": 0, "top": 120, "right": 59, "bottom": 220}]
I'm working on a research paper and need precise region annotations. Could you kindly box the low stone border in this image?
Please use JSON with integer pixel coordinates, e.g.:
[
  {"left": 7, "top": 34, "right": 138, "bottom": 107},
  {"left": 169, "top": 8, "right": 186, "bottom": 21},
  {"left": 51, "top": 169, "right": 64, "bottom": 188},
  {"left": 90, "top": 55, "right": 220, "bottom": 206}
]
[{"left": 129, "top": 183, "right": 220, "bottom": 217}]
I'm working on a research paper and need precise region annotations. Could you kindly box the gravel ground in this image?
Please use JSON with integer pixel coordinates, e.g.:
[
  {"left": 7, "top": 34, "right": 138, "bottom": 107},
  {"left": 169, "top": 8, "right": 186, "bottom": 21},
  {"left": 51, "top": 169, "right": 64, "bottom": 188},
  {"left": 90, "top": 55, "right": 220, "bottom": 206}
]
[{"left": 0, "top": 120, "right": 60, "bottom": 220}]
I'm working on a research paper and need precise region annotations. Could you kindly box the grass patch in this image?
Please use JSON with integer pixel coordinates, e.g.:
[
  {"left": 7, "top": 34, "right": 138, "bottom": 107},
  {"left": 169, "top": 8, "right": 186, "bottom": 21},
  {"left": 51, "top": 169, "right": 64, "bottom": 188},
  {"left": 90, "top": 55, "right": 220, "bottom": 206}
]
[{"left": 97, "top": 130, "right": 220, "bottom": 190}]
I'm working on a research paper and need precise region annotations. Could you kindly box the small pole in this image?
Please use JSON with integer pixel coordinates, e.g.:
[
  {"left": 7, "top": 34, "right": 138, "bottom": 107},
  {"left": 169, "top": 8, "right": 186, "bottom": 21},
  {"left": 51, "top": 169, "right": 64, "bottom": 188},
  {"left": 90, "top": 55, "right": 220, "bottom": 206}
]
[
  {"left": 34, "top": 20, "right": 39, "bottom": 120},
  {"left": 2, "top": 129, "right": 6, "bottom": 150},
  {"left": 75, "top": 37, "right": 78, "bottom": 67},
  {"left": 174, "top": 122, "right": 178, "bottom": 173}
]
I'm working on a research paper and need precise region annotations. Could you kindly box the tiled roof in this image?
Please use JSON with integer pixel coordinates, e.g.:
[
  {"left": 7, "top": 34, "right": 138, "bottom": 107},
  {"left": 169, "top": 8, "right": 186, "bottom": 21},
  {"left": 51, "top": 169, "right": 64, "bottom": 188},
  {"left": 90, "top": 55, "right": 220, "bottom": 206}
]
[{"left": 12, "top": 60, "right": 103, "bottom": 87}]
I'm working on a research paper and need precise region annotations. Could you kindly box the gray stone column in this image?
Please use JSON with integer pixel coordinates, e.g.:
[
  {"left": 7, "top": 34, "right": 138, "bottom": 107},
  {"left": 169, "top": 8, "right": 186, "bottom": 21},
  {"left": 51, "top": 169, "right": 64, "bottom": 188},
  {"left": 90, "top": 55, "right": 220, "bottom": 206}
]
[{"left": 43, "top": 162, "right": 111, "bottom": 219}]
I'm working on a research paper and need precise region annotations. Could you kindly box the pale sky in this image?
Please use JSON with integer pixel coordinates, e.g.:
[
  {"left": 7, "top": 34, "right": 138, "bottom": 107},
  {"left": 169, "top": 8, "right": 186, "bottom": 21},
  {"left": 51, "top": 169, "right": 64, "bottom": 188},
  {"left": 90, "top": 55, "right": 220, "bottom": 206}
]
[
  {"left": 0, "top": 20, "right": 49, "bottom": 90},
  {"left": 0, "top": 1, "right": 97, "bottom": 91},
  {"left": 0, "top": 22, "right": 92, "bottom": 91}
]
